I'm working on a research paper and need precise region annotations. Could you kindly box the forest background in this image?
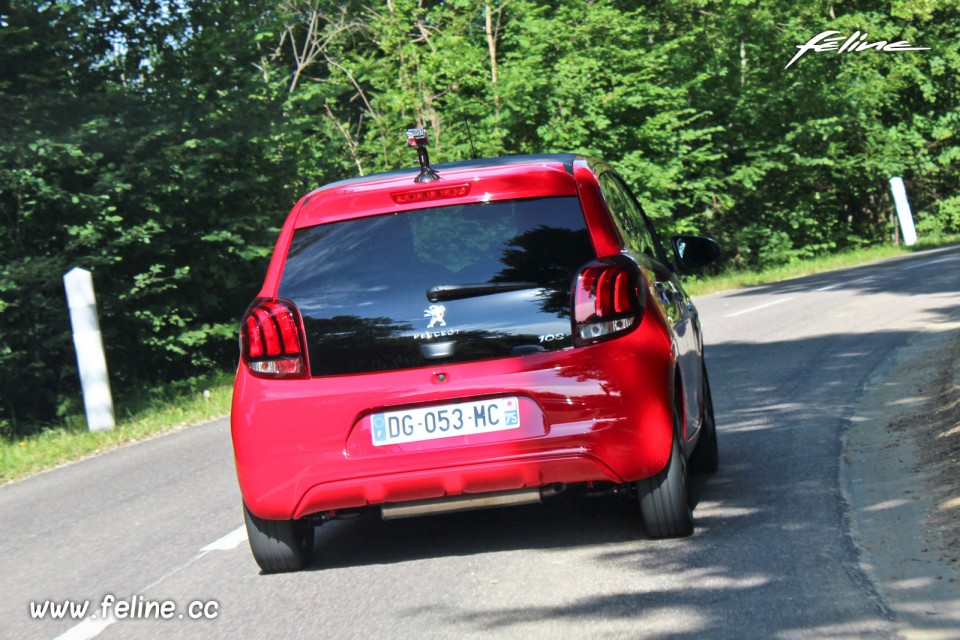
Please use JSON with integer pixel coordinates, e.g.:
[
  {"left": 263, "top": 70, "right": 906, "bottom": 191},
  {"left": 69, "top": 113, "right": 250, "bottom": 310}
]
[{"left": 2, "top": 0, "right": 958, "bottom": 436}]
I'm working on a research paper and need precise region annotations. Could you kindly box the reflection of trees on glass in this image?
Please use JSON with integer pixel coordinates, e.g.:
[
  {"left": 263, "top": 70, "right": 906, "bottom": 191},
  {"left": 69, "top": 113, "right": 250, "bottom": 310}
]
[
  {"left": 410, "top": 205, "right": 517, "bottom": 274},
  {"left": 284, "top": 228, "right": 331, "bottom": 261},
  {"left": 302, "top": 314, "right": 548, "bottom": 375},
  {"left": 302, "top": 315, "right": 415, "bottom": 375},
  {"left": 493, "top": 226, "right": 594, "bottom": 317},
  {"left": 451, "top": 329, "right": 546, "bottom": 360}
]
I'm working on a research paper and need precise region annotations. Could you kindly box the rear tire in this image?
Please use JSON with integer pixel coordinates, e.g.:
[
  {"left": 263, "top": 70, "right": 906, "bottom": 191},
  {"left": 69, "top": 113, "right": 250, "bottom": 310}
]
[
  {"left": 638, "top": 424, "right": 694, "bottom": 538},
  {"left": 689, "top": 365, "right": 719, "bottom": 474},
  {"left": 243, "top": 503, "right": 315, "bottom": 573}
]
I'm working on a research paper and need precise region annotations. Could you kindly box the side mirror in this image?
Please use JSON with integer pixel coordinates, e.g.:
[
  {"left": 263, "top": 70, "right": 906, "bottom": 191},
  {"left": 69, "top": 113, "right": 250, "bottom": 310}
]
[{"left": 671, "top": 235, "right": 721, "bottom": 273}]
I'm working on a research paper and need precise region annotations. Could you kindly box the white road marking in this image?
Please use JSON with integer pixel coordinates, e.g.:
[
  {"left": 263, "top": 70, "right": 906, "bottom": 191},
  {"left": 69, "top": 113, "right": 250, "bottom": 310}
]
[
  {"left": 54, "top": 615, "right": 115, "bottom": 640},
  {"left": 815, "top": 276, "right": 875, "bottom": 292},
  {"left": 725, "top": 297, "right": 795, "bottom": 318},
  {"left": 200, "top": 526, "right": 247, "bottom": 554},
  {"left": 901, "top": 255, "right": 960, "bottom": 271},
  {"left": 724, "top": 252, "right": 957, "bottom": 313},
  {"left": 51, "top": 526, "right": 247, "bottom": 640}
]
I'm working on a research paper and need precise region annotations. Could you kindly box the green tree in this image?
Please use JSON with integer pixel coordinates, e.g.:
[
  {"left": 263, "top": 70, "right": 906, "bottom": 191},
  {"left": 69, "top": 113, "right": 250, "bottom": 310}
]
[
  {"left": 2, "top": 0, "right": 958, "bottom": 434},
  {"left": 0, "top": 0, "right": 291, "bottom": 434}
]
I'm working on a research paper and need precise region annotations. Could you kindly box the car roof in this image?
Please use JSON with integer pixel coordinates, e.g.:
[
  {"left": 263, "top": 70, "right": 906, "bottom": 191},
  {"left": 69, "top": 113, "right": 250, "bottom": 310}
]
[
  {"left": 313, "top": 153, "right": 579, "bottom": 192},
  {"left": 294, "top": 153, "right": 585, "bottom": 228}
]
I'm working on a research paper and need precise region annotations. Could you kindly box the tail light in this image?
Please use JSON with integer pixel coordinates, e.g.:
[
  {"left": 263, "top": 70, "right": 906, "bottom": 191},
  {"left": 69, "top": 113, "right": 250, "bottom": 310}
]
[
  {"left": 572, "top": 257, "right": 645, "bottom": 346},
  {"left": 240, "top": 298, "right": 308, "bottom": 378}
]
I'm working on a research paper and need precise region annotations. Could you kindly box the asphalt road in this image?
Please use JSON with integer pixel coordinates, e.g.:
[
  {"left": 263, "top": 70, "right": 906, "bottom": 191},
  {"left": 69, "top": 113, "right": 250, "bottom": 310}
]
[{"left": 3, "top": 246, "right": 959, "bottom": 640}]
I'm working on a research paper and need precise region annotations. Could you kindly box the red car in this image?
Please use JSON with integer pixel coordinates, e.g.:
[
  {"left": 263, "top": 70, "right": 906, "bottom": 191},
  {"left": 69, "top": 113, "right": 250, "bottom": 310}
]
[{"left": 232, "top": 144, "right": 720, "bottom": 573}]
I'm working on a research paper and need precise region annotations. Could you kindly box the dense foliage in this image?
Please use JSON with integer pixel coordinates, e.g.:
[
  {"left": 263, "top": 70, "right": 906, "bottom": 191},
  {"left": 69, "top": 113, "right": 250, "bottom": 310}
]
[{"left": 1, "top": 0, "right": 958, "bottom": 434}]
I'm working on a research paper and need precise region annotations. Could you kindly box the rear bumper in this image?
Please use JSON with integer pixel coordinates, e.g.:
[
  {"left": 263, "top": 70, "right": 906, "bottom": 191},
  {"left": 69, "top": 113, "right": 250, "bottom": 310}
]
[
  {"left": 292, "top": 454, "right": 621, "bottom": 519},
  {"left": 232, "top": 321, "right": 675, "bottom": 521}
]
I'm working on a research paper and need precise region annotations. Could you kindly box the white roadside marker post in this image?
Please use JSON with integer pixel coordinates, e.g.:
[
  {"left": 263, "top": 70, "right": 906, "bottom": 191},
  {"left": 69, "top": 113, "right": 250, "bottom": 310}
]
[
  {"left": 63, "top": 267, "right": 116, "bottom": 431},
  {"left": 889, "top": 177, "right": 919, "bottom": 246}
]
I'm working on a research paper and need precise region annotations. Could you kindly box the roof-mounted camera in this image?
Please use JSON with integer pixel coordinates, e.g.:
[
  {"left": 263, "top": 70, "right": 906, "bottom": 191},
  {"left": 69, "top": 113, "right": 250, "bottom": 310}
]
[{"left": 406, "top": 128, "right": 440, "bottom": 183}]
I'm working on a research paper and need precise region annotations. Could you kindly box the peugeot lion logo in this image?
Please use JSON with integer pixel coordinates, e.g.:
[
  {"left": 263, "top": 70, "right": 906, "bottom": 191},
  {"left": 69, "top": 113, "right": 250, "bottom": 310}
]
[
  {"left": 424, "top": 304, "right": 447, "bottom": 328},
  {"left": 414, "top": 304, "right": 460, "bottom": 340}
]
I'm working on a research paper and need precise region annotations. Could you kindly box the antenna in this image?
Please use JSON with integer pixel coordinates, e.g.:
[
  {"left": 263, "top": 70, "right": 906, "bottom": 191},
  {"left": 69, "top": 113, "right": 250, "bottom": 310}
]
[
  {"left": 406, "top": 128, "right": 440, "bottom": 183},
  {"left": 461, "top": 111, "right": 478, "bottom": 160}
]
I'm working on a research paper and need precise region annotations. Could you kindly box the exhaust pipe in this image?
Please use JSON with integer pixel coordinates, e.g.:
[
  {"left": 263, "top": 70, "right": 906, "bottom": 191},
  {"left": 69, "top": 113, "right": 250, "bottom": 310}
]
[{"left": 381, "top": 485, "right": 565, "bottom": 521}]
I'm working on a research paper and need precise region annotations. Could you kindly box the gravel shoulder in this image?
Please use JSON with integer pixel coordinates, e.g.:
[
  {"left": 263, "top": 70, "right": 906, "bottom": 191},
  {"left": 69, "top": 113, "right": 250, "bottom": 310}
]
[{"left": 844, "top": 320, "right": 960, "bottom": 638}]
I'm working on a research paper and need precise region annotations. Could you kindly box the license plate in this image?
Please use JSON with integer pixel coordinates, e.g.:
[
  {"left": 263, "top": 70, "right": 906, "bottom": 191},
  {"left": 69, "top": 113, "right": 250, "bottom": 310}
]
[{"left": 371, "top": 397, "right": 521, "bottom": 446}]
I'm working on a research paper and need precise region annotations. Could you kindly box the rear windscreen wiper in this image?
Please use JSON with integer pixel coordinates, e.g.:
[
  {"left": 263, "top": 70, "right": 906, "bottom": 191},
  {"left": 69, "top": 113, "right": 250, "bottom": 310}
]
[{"left": 426, "top": 282, "right": 538, "bottom": 302}]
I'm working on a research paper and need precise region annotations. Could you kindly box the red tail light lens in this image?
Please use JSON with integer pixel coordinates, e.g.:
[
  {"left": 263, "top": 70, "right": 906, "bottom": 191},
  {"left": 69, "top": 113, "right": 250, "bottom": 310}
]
[
  {"left": 572, "top": 258, "right": 644, "bottom": 346},
  {"left": 240, "top": 298, "right": 308, "bottom": 378}
]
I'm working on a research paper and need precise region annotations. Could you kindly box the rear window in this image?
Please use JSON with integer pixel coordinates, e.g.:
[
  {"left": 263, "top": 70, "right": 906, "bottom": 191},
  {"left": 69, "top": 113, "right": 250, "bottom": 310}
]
[{"left": 278, "top": 196, "right": 594, "bottom": 376}]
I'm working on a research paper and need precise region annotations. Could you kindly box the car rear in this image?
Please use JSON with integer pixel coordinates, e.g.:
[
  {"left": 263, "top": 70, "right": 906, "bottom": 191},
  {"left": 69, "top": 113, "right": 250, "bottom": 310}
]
[{"left": 232, "top": 155, "right": 681, "bottom": 568}]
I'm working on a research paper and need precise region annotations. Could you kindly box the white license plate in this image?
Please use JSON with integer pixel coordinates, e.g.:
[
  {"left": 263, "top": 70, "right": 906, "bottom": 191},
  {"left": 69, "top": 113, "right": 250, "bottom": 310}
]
[{"left": 371, "top": 397, "right": 521, "bottom": 446}]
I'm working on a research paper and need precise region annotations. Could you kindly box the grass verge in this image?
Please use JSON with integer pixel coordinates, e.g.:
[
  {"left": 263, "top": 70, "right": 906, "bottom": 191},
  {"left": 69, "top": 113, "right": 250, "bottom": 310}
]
[
  {"left": 0, "top": 371, "right": 234, "bottom": 485},
  {"left": 683, "top": 236, "right": 960, "bottom": 297}
]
